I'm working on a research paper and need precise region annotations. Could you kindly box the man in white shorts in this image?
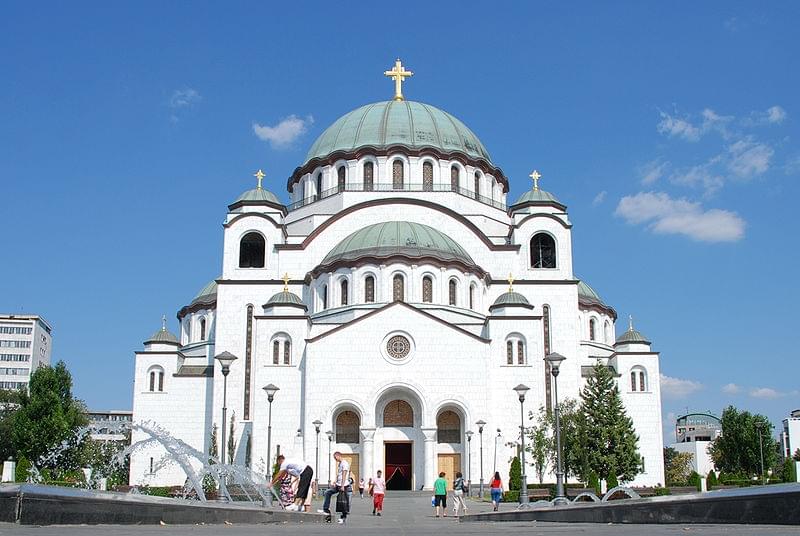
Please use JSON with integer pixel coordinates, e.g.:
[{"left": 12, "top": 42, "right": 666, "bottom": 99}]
[{"left": 270, "top": 455, "right": 313, "bottom": 512}]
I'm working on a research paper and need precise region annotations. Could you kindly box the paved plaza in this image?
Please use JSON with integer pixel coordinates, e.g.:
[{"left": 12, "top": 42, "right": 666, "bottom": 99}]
[{"left": 1, "top": 493, "right": 799, "bottom": 535}]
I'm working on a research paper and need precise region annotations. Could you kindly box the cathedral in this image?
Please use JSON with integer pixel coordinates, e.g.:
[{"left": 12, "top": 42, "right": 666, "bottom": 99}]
[{"left": 130, "top": 60, "right": 665, "bottom": 490}]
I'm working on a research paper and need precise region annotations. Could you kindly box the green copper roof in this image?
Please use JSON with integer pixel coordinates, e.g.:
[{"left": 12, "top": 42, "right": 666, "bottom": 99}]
[
  {"left": 512, "top": 188, "right": 562, "bottom": 207},
  {"left": 616, "top": 327, "right": 651, "bottom": 345},
  {"left": 305, "top": 100, "right": 492, "bottom": 165},
  {"left": 145, "top": 327, "right": 180, "bottom": 345},
  {"left": 234, "top": 187, "right": 282, "bottom": 205},
  {"left": 321, "top": 221, "right": 474, "bottom": 267},
  {"left": 265, "top": 291, "right": 306, "bottom": 309},
  {"left": 577, "top": 280, "right": 605, "bottom": 305},
  {"left": 491, "top": 291, "right": 532, "bottom": 308},
  {"left": 190, "top": 280, "right": 217, "bottom": 307}
]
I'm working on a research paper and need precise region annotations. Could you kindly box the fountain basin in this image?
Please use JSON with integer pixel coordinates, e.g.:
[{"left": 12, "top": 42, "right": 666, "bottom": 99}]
[{"left": 0, "top": 484, "right": 325, "bottom": 525}]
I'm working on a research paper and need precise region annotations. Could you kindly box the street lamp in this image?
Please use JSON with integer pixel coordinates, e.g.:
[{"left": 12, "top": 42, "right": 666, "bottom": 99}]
[
  {"left": 313, "top": 419, "right": 322, "bottom": 495},
  {"left": 326, "top": 430, "right": 333, "bottom": 488},
  {"left": 263, "top": 383, "right": 279, "bottom": 505},
  {"left": 465, "top": 430, "right": 473, "bottom": 496},
  {"left": 476, "top": 419, "right": 486, "bottom": 499},
  {"left": 545, "top": 352, "right": 567, "bottom": 505},
  {"left": 214, "top": 352, "right": 238, "bottom": 468},
  {"left": 757, "top": 422, "right": 765, "bottom": 485},
  {"left": 514, "top": 384, "right": 530, "bottom": 505},
  {"left": 493, "top": 429, "right": 501, "bottom": 476}
]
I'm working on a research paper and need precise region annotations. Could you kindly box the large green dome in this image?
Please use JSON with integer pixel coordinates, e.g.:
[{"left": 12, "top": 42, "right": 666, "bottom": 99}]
[
  {"left": 320, "top": 221, "right": 474, "bottom": 269},
  {"left": 305, "top": 100, "right": 492, "bottom": 165}
]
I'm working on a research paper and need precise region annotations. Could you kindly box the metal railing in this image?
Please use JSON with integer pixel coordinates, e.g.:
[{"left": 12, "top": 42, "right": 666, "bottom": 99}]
[{"left": 286, "top": 183, "right": 507, "bottom": 212}]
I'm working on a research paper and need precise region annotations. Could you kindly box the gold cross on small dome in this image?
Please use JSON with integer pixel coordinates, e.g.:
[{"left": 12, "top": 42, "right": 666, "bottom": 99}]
[
  {"left": 529, "top": 170, "right": 542, "bottom": 191},
  {"left": 384, "top": 58, "right": 413, "bottom": 101},
  {"left": 254, "top": 169, "right": 266, "bottom": 190},
  {"left": 282, "top": 273, "right": 290, "bottom": 292},
  {"left": 507, "top": 273, "right": 515, "bottom": 292},
  {"left": 161, "top": 315, "right": 167, "bottom": 331}
]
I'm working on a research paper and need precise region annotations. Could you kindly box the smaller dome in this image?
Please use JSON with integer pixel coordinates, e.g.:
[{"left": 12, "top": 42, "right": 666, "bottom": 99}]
[
  {"left": 512, "top": 188, "right": 563, "bottom": 208},
  {"left": 491, "top": 291, "right": 531, "bottom": 307},
  {"left": 145, "top": 327, "right": 180, "bottom": 345},
  {"left": 234, "top": 187, "right": 282, "bottom": 206},
  {"left": 265, "top": 291, "right": 307, "bottom": 309},
  {"left": 616, "top": 327, "right": 650, "bottom": 345},
  {"left": 577, "top": 280, "right": 605, "bottom": 305},
  {"left": 191, "top": 280, "right": 217, "bottom": 307}
]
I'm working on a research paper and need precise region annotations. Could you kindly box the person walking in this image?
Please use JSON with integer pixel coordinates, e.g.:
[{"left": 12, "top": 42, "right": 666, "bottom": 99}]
[
  {"left": 452, "top": 471, "right": 468, "bottom": 517},
  {"left": 489, "top": 471, "right": 503, "bottom": 512},
  {"left": 318, "top": 451, "right": 350, "bottom": 524},
  {"left": 433, "top": 471, "right": 448, "bottom": 518},
  {"left": 270, "top": 455, "right": 313, "bottom": 512},
  {"left": 371, "top": 470, "right": 386, "bottom": 516},
  {"left": 358, "top": 477, "right": 365, "bottom": 499}
]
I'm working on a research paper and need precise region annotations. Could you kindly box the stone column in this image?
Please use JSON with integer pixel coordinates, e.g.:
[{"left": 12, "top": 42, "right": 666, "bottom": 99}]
[
  {"left": 422, "top": 427, "right": 438, "bottom": 490},
  {"left": 361, "top": 428, "right": 376, "bottom": 480}
]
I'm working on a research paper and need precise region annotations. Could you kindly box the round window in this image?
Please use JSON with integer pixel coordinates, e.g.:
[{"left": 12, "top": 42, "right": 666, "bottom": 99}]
[{"left": 386, "top": 335, "right": 411, "bottom": 359}]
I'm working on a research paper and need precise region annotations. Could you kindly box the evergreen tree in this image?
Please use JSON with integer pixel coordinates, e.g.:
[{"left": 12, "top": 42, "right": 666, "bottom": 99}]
[
  {"left": 244, "top": 432, "right": 252, "bottom": 468},
  {"left": 578, "top": 362, "right": 641, "bottom": 483},
  {"left": 508, "top": 456, "right": 521, "bottom": 490},
  {"left": 11, "top": 361, "right": 88, "bottom": 470},
  {"left": 227, "top": 412, "right": 237, "bottom": 464},
  {"left": 209, "top": 423, "right": 219, "bottom": 461}
]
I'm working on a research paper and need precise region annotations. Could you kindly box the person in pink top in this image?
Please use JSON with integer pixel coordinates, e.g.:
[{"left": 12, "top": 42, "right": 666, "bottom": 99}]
[{"left": 370, "top": 469, "right": 387, "bottom": 516}]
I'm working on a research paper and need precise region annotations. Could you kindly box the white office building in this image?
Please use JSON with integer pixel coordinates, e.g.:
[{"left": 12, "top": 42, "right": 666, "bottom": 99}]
[{"left": 0, "top": 314, "right": 52, "bottom": 391}]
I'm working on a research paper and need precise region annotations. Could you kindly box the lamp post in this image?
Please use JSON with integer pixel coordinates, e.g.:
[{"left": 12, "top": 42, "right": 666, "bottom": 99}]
[
  {"left": 214, "top": 352, "right": 238, "bottom": 468},
  {"left": 493, "top": 429, "right": 501, "bottom": 476},
  {"left": 326, "top": 430, "right": 333, "bottom": 488},
  {"left": 263, "top": 383, "right": 279, "bottom": 505},
  {"left": 545, "top": 352, "right": 567, "bottom": 505},
  {"left": 465, "top": 430, "right": 473, "bottom": 496},
  {"left": 476, "top": 419, "right": 486, "bottom": 499},
  {"left": 757, "top": 423, "right": 765, "bottom": 485},
  {"left": 514, "top": 384, "right": 530, "bottom": 505},
  {"left": 313, "top": 419, "right": 322, "bottom": 495}
]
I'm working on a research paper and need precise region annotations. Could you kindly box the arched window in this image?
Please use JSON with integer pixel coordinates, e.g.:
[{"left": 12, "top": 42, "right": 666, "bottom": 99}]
[
  {"left": 631, "top": 367, "right": 648, "bottom": 392},
  {"left": 422, "top": 276, "right": 433, "bottom": 303},
  {"left": 364, "top": 275, "right": 375, "bottom": 302},
  {"left": 474, "top": 172, "right": 481, "bottom": 199},
  {"left": 321, "top": 285, "right": 328, "bottom": 310},
  {"left": 589, "top": 318, "right": 597, "bottom": 341},
  {"left": 448, "top": 279, "right": 457, "bottom": 306},
  {"left": 450, "top": 165, "right": 460, "bottom": 191},
  {"left": 273, "top": 340, "right": 280, "bottom": 365},
  {"left": 639, "top": 371, "right": 647, "bottom": 392},
  {"left": 383, "top": 400, "right": 413, "bottom": 427},
  {"left": 604, "top": 321, "right": 611, "bottom": 343},
  {"left": 393, "top": 274, "right": 404, "bottom": 301},
  {"left": 340, "top": 279, "right": 348, "bottom": 306},
  {"left": 506, "top": 341, "right": 513, "bottom": 365},
  {"left": 469, "top": 284, "right": 475, "bottom": 309},
  {"left": 517, "top": 340, "right": 525, "bottom": 364},
  {"left": 530, "top": 233, "right": 556, "bottom": 268},
  {"left": 630, "top": 371, "right": 636, "bottom": 392},
  {"left": 239, "top": 232, "right": 266, "bottom": 268},
  {"left": 392, "top": 160, "right": 404, "bottom": 190},
  {"left": 148, "top": 366, "right": 164, "bottom": 392},
  {"left": 437, "top": 410, "right": 461, "bottom": 443},
  {"left": 316, "top": 173, "right": 323, "bottom": 198},
  {"left": 506, "top": 335, "right": 526, "bottom": 365},
  {"left": 337, "top": 166, "right": 346, "bottom": 191},
  {"left": 199, "top": 318, "right": 206, "bottom": 342},
  {"left": 335, "top": 410, "right": 360, "bottom": 443},
  {"left": 363, "top": 162, "right": 374, "bottom": 191},
  {"left": 284, "top": 340, "right": 291, "bottom": 365},
  {"left": 422, "top": 161, "right": 433, "bottom": 191}
]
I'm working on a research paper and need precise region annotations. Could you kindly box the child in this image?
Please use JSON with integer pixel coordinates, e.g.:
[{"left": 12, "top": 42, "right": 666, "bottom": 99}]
[{"left": 371, "top": 470, "right": 386, "bottom": 516}]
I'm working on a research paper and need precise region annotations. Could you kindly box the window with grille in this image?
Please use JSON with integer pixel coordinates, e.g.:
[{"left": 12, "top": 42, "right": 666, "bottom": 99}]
[
  {"left": 393, "top": 275, "right": 404, "bottom": 301},
  {"left": 364, "top": 162, "right": 374, "bottom": 191},
  {"left": 589, "top": 318, "right": 596, "bottom": 341},
  {"left": 340, "top": 279, "right": 348, "bottom": 306},
  {"left": 273, "top": 340, "right": 280, "bottom": 365},
  {"left": 450, "top": 165, "right": 459, "bottom": 191},
  {"left": 383, "top": 400, "right": 413, "bottom": 427},
  {"left": 337, "top": 166, "right": 346, "bottom": 191},
  {"left": 517, "top": 341, "right": 525, "bottom": 364},
  {"left": 448, "top": 279, "right": 457, "bottom": 306},
  {"left": 530, "top": 233, "right": 556, "bottom": 268},
  {"left": 283, "top": 340, "right": 291, "bottom": 365},
  {"left": 392, "top": 160, "right": 404, "bottom": 189},
  {"left": 437, "top": 410, "right": 461, "bottom": 443},
  {"left": 365, "top": 276, "right": 375, "bottom": 302},
  {"left": 506, "top": 341, "right": 513, "bottom": 364},
  {"left": 423, "top": 161, "right": 433, "bottom": 191},
  {"left": 336, "top": 410, "right": 360, "bottom": 443},
  {"left": 422, "top": 276, "right": 433, "bottom": 303}
]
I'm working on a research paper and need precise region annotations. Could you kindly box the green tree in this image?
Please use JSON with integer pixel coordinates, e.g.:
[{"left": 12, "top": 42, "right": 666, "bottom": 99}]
[
  {"left": 793, "top": 449, "right": 800, "bottom": 462},
  {"left": 526, "top": 407, "right": 550, "bottom": 484},
  {"left": 0, "top": 388, "right": 23, "bottom": 462},
  {"left": 528, "top": 399, "right": 585, "bottom": 483},
  {"left": 779, "top": 458, "right": 797, "bottom": 483},
  {"left": 508, "top": 455, "right": 521, "bottom": 491},
  {"left": 706, "top": 470, "right": 718, "bottom": 488},
  {"left": 663, "top": 447, "right": 693, "bottom": 486},
  {"left": 227, "top": 412, "right": 237, "bottom": 465},
  {"left": 209, "top": 423, "right": 219, "bottom": 461},
  {"left": 578, "top": 363, "right": 640, "bottom": 483},
  {"left": 244, "top": 432, "right": 252, "bottom": 468},
  {"left": 11, "top": 361, "right": 88, "bottom": 471},
  {"left": 708, "top": 406, "right": 777, "bottom": 478}
]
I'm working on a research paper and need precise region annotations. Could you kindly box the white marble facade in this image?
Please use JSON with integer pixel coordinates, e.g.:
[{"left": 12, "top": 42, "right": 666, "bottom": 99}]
[{"left": 130, "top": 95, "right": 665, "bottom": 490}]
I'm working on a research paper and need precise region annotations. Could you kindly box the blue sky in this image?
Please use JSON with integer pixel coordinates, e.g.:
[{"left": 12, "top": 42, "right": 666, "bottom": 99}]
[{"left": 1, "top": 2, "right": 798, "bottom": 442}]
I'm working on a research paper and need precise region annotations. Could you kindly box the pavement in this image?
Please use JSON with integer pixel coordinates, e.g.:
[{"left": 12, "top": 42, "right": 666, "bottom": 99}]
[{"left": 1, "top": 491, "right": 799, "bottom": 535}]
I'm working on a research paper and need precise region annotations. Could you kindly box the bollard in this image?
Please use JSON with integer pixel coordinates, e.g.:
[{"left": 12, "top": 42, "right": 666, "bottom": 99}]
[
  {"left": 1, "top": 460, "right": 16, "bottom": 482},
  {"left": 700, "top": 476, "right": 707, "bottom": 493}
]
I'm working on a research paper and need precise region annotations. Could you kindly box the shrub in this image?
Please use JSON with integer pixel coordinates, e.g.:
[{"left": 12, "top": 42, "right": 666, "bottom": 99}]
[
  {"left": 140, "top": 486, "right": 171, "bottom": 497},
  {"left": 15, "top": 456, "right": 31, "bottom": 482},
  {"left": 503, "top": 490, "right": 519, "bottom": 502},
  {"left": 588, "top": 472, "right": 600, "bottom": 495},
  {"left": 779, "top": 458, "right": 797, "bottom": 483},
  {"left": 653, "top": 486, "right": 670, "bottom": 496},
  {"left": 606, "top": 473, "right": 618, "bottom": 490},
  {"left": 706, "top": 471, "right": 718, "bottom": 487},
  {"left": 688, "top": 471, "right": 701, "bottom": 490},
  {"left": 508, "top": 456, "right": 521, "bottom": 491}
]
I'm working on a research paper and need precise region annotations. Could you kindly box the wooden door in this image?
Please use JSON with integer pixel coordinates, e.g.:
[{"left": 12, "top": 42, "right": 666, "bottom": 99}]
[
  {"left": 437, "top": 453, "right": 461, "bottom": 481},
  {"left": 340, "top": 453, "right": 359, "bottom": 487}
]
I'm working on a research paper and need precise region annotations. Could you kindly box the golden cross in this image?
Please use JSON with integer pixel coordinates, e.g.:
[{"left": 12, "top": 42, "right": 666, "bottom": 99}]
[
  {"left": 282, "top": 273, "right": 290, "bottom": 292},
  {"left": 384, "top": 58, "right": 413, "bottom": 101},
  {"left": 507, "top": 272, "right": 515, "bottom": 292},
  {"left": 254, "top": 169, "right": 266, "bottom": 190},
  {"left": 629, "top": 314, "right": 634, "bottom": 331},
  {"left": 529, "top": 170, "right": 542, "bottom": 191},
  {"left": 161, "top": 315, "right": 167, "bottom": 331}
]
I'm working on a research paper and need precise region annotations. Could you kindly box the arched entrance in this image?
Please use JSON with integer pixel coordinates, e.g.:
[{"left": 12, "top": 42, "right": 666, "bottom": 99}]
[{"left": 375, "top": 387, "right": 425, "bottom": 491}]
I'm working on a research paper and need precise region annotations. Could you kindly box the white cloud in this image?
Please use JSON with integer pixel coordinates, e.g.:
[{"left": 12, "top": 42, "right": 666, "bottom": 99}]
[
  {"left": 744, "top": 105, "right": 787, "bottom": 126},
  {"left": 253, "top": 115, "right": 314, "bottom": 149},
  {"left": 727, "top": 138, "right": 773, "bottom": 178},
  {"left": 766, "top": 106, "right": 787, "bottom": 124},
  {"left": 615, "top": 191, "right": 745, "bottom": 242},
  {"left": 657, "top": 111, "right": 701, "bottom": 141},
  {"left": 592, "top": 190, "right": 607, "bottom": 206},
  {"left": 670, "top": 161, "right": 725, "bottom": 195},
  {"left": 660, "top": 374, "right": 703, "bottom": 399},
  {"left": 170, "top": 88, "right": 201, "bottom": 109},
  {"left": 749, "top": 387, "right": 783, "bottom": 399},
  {"left": 722, "top": 383, "right": 740, "bottom": 394},
  {"left": 640, "top": 159, "right": 669, "bottom": 185}
]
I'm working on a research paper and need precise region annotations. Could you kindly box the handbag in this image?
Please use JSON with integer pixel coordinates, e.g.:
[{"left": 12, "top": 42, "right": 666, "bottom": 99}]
[{"left": 335, "top": 490, "right": 350, "bottom": 513}]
